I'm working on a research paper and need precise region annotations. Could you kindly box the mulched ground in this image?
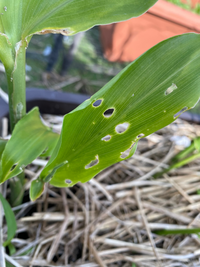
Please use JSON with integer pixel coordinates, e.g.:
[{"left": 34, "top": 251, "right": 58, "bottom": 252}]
[{"left": 2, "top": 114, "right": 200, "bottom": 267}]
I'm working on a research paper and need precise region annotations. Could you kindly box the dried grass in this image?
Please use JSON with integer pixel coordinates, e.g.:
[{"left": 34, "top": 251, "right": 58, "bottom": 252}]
[{"left": 2, "top": 115, "right": 200, "bottom": 267}]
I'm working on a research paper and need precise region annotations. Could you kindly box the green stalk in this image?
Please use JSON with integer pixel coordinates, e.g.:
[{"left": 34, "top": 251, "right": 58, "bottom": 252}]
[
  {"left": 5, "top": 42, "right": 26, "bottom": 207},
  {"left": 6, "top": 43, "right": 26, "bottom": 131}
]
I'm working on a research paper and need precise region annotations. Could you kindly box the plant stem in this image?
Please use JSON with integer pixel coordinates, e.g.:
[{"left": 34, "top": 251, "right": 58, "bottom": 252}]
[
  {"left": 6, "top": 43, "right": 26, "bottom": 132},
  {"left": 5, "top": 42, "right": 26, "bottom": 207},
  {"left": 0, "top": 186, "right": 5, "bottom": 267}
]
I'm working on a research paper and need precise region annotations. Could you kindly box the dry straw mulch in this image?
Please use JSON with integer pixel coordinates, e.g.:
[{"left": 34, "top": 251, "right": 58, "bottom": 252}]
[{"left": 2, "top": 115, "right": 200, "bottom": 267}]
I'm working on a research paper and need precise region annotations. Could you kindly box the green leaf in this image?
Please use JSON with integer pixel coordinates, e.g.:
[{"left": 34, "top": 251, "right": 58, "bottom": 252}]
[
  {"left": 154, "top": 228, "right": 200, "bottom": 235},
  {"left": 171, "top": 141, "right": 195, "bottom": 163},
  {"left": 194, "top": 137, "right": 200, "bottom": 152},
  {"left": 8, "top": 243, "right": 16, "bottom": 256},
  {"left": 39, "top": 33, "right": 200, "bottom": 189},
  {"left": 0, "top": 193, "right": 17, "bottom": 246},
  {"left": 0, "top": 0, "right": 158, "bottom": 82},
  {"left": 0, "top": 138, "right": 7, "bottom": 160},
  {"left": 0, "top": 108, "right": 59, "bottom": 183},
  {"left": 0, "top": 0, "right": 158, "bottom": 44},
  {"left": 0, "top": 35, "right": 14, "bottom": 70},
  {"left": 30, "top": 179, "right": 45, "bottom": 202}
]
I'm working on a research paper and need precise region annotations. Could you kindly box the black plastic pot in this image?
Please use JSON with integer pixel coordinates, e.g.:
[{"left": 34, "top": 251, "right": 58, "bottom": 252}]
[
  {"left": 0, "top": 88, "right": 89, "bottom": 118},
  {"left": 1, "top": 88, "right": 200, "bottom": 133},
  {"left": 0, "top": 88, "right": 89, "bottom": 133}
]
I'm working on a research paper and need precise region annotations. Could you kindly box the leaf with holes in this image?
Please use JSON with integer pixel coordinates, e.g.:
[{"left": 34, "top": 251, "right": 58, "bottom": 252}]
[
  {"left": 31, "top": 33, "right": 200, "bottom": 196},
  {"left": 0, "top": 0, "right": 158, "bottom": 69},
  {"left": 0, "top": 108, "right": 59, "bottom": 183}
]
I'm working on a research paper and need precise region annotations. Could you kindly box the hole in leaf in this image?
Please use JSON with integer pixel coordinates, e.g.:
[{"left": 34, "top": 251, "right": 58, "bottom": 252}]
[
  {"left": 93, "top": 99, "right": 103, "bottom": 107},
  {"left": 132, "top": 93, "right": 134, "bottom": 97},
  {"left": 174, "top": 107, "right": 188, "bottom": 119},
  {"left": 65, "top": 179, "right": 72, "bottom": 184},
  {"left": 41, "top": 147, "right": 48, "bottom": 154},
  {"left": 103, "top": 108, "right": 115, "bottom": 118},
  {"left": 85, "top": 155, "right": 99, "bottom": 169},
  {"left": 165, "top": 83, "right": 178, "bottom": 96},
  {"left": 120, "top": 143, "right": 136, "bottom": 159},
  {"left": 137, "top": 133, "right": 145, "bottom": 139},
  {"left": 115, "top": 123, "right": 130, "bottom": 134},
  {"left": 101, "top": 135, "right": 111, "bottom": 141},
  {"left": 10, "top": 164, "right": 17, "bottom": 172}
]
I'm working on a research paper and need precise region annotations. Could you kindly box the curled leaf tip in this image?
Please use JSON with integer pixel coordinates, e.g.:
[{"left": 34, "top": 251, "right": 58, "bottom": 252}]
[{"left": 30, "top": 179, "right": 45, "bottom": 201}]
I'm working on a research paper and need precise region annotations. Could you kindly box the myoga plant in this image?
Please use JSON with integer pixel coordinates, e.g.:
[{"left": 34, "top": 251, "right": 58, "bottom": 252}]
[
  {"left": 0, "top": 1, "right": 200, "bottom": 205},
  {"left": 1, "top": 2, "right": 200, "bottom": 264}
]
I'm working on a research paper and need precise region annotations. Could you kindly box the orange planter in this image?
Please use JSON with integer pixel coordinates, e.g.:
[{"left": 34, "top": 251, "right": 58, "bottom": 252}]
[{"left": 100, "top": 0, "right": 200, "bottom": 62}]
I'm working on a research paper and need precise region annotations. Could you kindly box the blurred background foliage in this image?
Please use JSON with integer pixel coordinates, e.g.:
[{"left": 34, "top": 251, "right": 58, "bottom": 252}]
[{"left": 167, "top": 0, "right": 200, "bottom": 13}]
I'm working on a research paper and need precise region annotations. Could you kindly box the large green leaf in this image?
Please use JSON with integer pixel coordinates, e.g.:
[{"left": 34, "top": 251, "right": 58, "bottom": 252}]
[
  {"left": 37, "top": 33, "right": 200, "bottom": 191},
  {"left": 0, "top": 0, "right": 158, "bottom": 69},
  {"left": 0, "top": 108, "right": 59, "bottom": 183},
  {"left": 0, "top": 193, "right": 17, "bottom": 247},
  {"left": 0, "top": 0, "right": 158, "bottom": 41}
]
